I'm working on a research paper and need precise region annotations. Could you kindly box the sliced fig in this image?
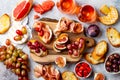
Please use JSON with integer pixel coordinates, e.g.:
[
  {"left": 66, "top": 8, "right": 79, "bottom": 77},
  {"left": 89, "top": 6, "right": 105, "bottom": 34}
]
[
  {"left": 54, "top": 43, "right": 66, "bottom": 50},
  {"left": 55, "top": 56, "right": 66, "bottom": 68},
  {"left": 53, "top": 43, "right": 61, "bottom": 53},
  {"left": 56, "top": 33, "right": 68, "bottom": 44}
]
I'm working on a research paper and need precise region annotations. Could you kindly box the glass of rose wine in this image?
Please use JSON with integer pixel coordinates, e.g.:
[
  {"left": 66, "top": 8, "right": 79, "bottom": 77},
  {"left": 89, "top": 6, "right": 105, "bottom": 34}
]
[{"left": 57, "top": 0, "right": 97, "bottom": 23}]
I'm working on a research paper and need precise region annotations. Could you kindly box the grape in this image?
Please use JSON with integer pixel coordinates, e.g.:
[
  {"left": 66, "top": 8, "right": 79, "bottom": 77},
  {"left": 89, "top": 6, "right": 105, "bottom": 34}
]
[
  {"left": 21, "top": 54, "right": 28, "bottom": 60},
  {"left": 109, "top": 55, "right": 115, "bottom": 61},
  {"left": 16, "top": 30, "right": 23, "bottom": 35},
  {"left": 106, "top": 67, "right": 112, "bottom": 72},
  {"left": 9, "top": 45, "right": 15, "bottom": 51},
  {"left": 16, "top": 62, "right": 21, "bottom": 68},
  {"left": 17, "top": 58, "right": 23, "bottom": 62},
  {"left": 5, "top": 39, "right": 11, "bottom": 46},
  {"left": 27, "top": 41, "right": 32, "bottom": 46},
  {"left": 21, "top": 65, "right": 27, "bottom": 70},
  {"left": 112, "top": 64, "right": 118, "bottom": 69},
  {"left": 74, "top": 41, "right": 79, "bottom": 46},
  {"left": 113, "top": 53, "right": 120, "bottom": 59},
  {"left": 67, "top": 44, "right": 72, "bottom": 50},
  {"left": 113, "top": 68, "right": 119, "bottom": 72},
  {"left": 21, "top": 70, "right": 27, "bottom": 76},
  {"left": 21, "top": 27, "right": 27, "bottom": 34},
  {"left": 113, "top": 59, "right": 118, "bottom": 64},
  {"left": 0, "top": 51, "right": 6, "bottom": 55},
  {"left": 11, "top": 56, "right": 17, "bottom": 62},
  {"left": 39, "top": 43, "right": 43, "bottom": 48},
  {"left": 35, "top": 48, "right": 40, "bottom": 53},
  {"left": 30, "top": 45, "right": 36, "bottom": 49},
  {"left": 15, "top": 68, "right": 21, "bottom": 75},
  {"left": 118, "top": 60, "right": 120, "bottom": 65},
  {"left": 68, "top": 50, "right": 73, "bottom": 55},
  {"left": 72, "top": 43, "right": 78, "bottom": 49},
  {"left": 106, "top": 61, "right": 112, "bottom": 66},
  {"left": 42, "top": 47, "right": 46, "bottom": 52},
  {"left": 6, "top": 54, "right": 11, "bottom": 59}
]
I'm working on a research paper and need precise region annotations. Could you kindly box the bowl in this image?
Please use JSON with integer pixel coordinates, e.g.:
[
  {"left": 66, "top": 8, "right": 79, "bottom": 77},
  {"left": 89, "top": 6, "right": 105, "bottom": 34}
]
[
  {"left": 74, "top": 61, "right": 92, "bottom": 79},
  {"left": 104, "top": 53, "right": 120, "bottom": 74}
]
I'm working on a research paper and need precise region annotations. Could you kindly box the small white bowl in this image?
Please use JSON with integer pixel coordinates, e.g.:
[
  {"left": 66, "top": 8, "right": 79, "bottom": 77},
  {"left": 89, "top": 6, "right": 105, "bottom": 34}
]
[
  {"left": 74, "top": 61, "right": 92, "bottom": 79},
  {"left": 104, "top": 53, "right": 120, "bottom": 74}
]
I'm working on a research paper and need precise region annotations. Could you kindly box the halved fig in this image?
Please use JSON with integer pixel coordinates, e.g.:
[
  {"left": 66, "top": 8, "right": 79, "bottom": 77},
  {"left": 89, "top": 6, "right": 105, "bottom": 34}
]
[
  {"left": 56, "top": 33, "right": 68, "bottom": 44},
  {"left": 55, "top": 56, "right": 66, "bottom": 68},
  {"left": 53, "top": 43, "right": 61, "bottom": 53}
]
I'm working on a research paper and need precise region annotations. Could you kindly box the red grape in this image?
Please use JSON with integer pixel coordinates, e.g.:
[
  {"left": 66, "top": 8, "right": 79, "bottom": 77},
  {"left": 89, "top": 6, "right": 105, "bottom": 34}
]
[
  {"left": 27, "top": 42, "right": 32, "bottom": 46},
  {"left": 16, "top": 30, "right": 23, "bottom": 35},
  {"left": 67, "top": 44, "right": 72, "bottom": 50}
]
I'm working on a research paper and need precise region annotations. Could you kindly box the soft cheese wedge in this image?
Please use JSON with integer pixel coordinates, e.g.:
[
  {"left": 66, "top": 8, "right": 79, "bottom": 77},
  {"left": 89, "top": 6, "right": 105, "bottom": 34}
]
[
  {"left": 99, "top": 5, "right": 118, "bottom": 25},
  {"left": 9, "top": 22, "right": 29, "bottom": 44},
  {"left": 0, "top": 14, "right": 10, "bottom": 34}
]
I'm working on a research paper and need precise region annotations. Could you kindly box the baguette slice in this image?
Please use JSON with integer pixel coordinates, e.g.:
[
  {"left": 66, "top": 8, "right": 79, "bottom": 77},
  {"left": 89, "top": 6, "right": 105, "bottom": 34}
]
[
  {"left": 107, "top": 27, "right": 120, "bottom": 47},
  {"left": 84, "top": 53, "right": 105, "bottom": 65},
  {"left": 92, "top": 40, "right": 107, "bottom": 60},
  {"left": 62, "top": 71, "right": 78, "bottom": 80}
]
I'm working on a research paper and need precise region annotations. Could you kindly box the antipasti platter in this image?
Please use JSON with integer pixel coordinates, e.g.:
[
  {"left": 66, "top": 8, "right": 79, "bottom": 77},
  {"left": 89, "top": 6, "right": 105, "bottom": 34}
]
[{"left": 0, "top": 0, "right": 120, "bottom": 80}]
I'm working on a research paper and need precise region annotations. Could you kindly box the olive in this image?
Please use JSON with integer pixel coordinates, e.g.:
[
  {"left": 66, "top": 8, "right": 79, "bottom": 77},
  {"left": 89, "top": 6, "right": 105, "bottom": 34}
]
[
  {"left": 112, "top": 64, "right": 118, "bottom": 69},
  {"left": 109, "top": 55, "right": 115, "bottom": 61},
  {"left": 106, "top": 61, "right": 112, "bottom": 66},
  {"left": 113, "top": 53, "right": 120, "bottom": 59},
  {"left": 118, "top": 60, "right": 120, "bottom": 65},
  {"left": 87, "top": 24, "right": 100, "bottom": 37},
  {"left": 106, "top": 67, "right": 112, "bottom": 72},
  {"left": 113, "top": 59, "right": 118, "bottom": 64},
  {"left": 113, "top": 68, "right": 119, "bottom": 72}
]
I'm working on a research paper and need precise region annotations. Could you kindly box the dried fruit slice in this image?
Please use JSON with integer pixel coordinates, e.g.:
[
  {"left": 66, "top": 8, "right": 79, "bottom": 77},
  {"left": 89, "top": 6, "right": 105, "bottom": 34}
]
[
  {"left": 100, "top": 5, "right": 110, "bottom": 15},
  {"left": 99, "top": 6, "right": 118, "bottom": 25},
  {"left": 0, "top": 14, "right": 10, "bottom": 34},
  {"left": 55, "top": 56, "right": 66, "bottom": 68},
  {"left": 56, "top": 33, "right": 68, "bottom": 44},
  {"left": 12, "top": 0, "right": 33, "bottom": 21}
]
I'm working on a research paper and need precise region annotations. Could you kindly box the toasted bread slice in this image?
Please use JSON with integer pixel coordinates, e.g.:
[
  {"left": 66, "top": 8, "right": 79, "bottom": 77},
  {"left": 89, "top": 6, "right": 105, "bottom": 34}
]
[
  {"left": 92, "top": 40, "right": 107, "bottom": 60},
  {"left": 62, "top": 71, "right": 78, "bottom": 80},
  {"left": 0, "top": 14, "right": 10, "bottom": 34},
  {"left": 84, "top": 53, "right": 105, "bottom": 65},
  {"left": 99, "top": 6, "right": 118, "bottom": 25},
  {"left": 107, "top": 27, "right": 120, "bottom": 47}
]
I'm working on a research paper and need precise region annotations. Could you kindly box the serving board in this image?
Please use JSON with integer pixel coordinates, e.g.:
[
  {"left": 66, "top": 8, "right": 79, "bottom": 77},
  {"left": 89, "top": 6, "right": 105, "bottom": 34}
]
[{"left": 30, "top": 18, "right": 95, "bottom": 63}]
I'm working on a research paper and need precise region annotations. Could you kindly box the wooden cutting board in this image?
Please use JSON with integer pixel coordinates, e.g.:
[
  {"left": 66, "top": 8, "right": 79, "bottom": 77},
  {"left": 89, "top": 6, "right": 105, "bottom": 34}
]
[{"left": 30, "top": 18, "right": 95, "bottom": 63}]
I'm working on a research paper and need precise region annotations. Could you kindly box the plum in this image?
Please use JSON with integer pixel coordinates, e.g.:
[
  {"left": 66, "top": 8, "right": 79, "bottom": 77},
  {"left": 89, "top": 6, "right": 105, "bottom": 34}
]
[{"left": 87, "top": 24, "right": 100, "bottom": 37}]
